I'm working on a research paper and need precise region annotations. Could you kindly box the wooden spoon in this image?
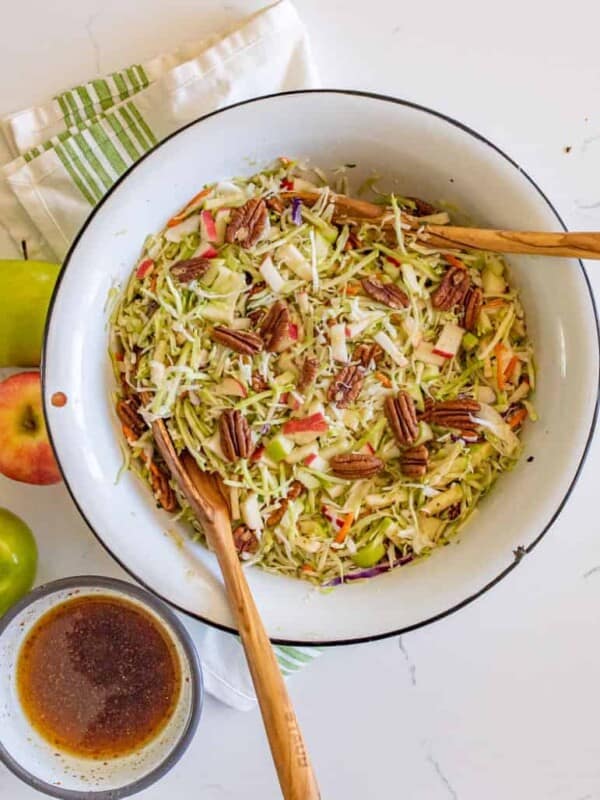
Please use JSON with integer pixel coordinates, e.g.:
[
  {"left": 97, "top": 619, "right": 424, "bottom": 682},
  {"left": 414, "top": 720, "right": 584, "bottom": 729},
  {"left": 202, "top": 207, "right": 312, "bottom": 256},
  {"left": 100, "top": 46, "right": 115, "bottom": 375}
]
[
  {"left": 283, "top": 190, "right": 600, "bottom": 260},
  {"left": 150, "top": 418, "right": 320, "bottom": 800}
]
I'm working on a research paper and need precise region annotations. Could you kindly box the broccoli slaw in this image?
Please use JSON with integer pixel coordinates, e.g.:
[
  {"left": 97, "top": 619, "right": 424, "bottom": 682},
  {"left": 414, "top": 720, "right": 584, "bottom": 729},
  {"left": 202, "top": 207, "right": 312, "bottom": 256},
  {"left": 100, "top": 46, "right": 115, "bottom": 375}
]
[{"left": 110, "top": 158, "right": 535, "bottom": 586}]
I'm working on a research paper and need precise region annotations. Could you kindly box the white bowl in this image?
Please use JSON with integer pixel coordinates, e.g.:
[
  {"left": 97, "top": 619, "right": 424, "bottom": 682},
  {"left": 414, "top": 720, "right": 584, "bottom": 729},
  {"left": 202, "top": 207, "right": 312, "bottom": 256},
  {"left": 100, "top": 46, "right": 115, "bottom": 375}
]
[
  {"left": 0, "top": 576, "right": 202, "bottom": 798},
  {"left": 42, "top": 90, "right": 599, "bottom": 645}
]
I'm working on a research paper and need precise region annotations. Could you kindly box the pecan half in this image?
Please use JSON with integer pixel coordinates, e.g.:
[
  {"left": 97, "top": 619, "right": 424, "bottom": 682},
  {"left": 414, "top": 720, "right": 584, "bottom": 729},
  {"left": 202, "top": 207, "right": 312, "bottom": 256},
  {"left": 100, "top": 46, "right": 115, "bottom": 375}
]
[
  {"left": 354, "top": 342, "right": 383, "bottom": 368},
  {"left": 361, "top": 277, "right": 409, "bottom": 309},
  {"left": 406, "top": 196, "right": 436, "bottom": 217},
  {"left": 233, "top": 524, "right": 259, "bottom": 556},
  {"left": 116, "top": 395, "right": 145, "bottom": 435},
  {"left": 330, "top": 453, "right": 384, "bottom": 479},
  {"left": 462, "top": 286, "right": 483, "bottom": 331},
  {"left": 327, "top": 364, "right": 364, "bottom": 408},
  {"left": 266, "top": 196, "right": 285, "bottom": 214},
  {"left": 251, "top": 372, "right": 269, "bottom": 392},
  {"left": 211, "top": 326, "right": 263, "bottom": 355},
  {"left": 400, "top": 445, "right": 429, "bottom": 479},
  {"left": 259, "top": 300, "right": 290, "bottom": 352},
  {"left": 422, "top": 398, "right": 481, "bottom": 433},
  {"left": 266, "top": 481, "right": 304, "bottom": 527},
  {"left": 287, "top": 479, "right": 305, "bottom": 500},
  {"left": 247, "top": 280, "right": 267, "bottom": 297},
  {"left": 247, "top": 308, "right": 266, "bottom": 327},
  {"left": 170, "top": 257, "right": 212, "bottom": 283},
  {"left": 225, "top": 198, "right": 267, "bottom": 248},
  {"left": 431, "top": 265, "right": 471, "bottom": 311},
  {"left": 297, "top": 356, "right": 319, "bottom": 393},
  {"left": 384, "top": 392, "right": 419, "bottom": 446},
  {"left": 343, "top": 232, "right": 361, "bottom": 251},
  {"left": 150, "top": 464, "right": 177, "bottom": 512},
  {"left": 266, "top": 501, "right": 288, "bottom": 527},
  {"left": 219, "top": 409, "right": 252, "bottom": 461}
]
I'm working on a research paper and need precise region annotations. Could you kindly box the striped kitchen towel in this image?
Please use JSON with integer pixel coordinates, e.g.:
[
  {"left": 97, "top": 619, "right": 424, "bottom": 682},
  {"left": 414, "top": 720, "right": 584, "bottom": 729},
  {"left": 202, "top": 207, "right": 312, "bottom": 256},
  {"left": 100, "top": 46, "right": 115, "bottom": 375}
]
[{"left": 0, "top": 0, "right": 321, "bottom": 711}]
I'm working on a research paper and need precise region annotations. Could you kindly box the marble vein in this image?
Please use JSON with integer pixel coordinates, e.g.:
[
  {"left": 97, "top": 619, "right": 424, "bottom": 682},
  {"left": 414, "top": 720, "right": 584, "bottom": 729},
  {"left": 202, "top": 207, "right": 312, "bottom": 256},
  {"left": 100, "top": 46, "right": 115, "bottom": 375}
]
[
  {"left": 398, "top": 636, "right": 417, "bottom": 686},
  {"left": 583, "top": 565, "right": 600, "bottom": 579},
  {"left": 426, "top": 752, "right": 458, "bottom": 800}
]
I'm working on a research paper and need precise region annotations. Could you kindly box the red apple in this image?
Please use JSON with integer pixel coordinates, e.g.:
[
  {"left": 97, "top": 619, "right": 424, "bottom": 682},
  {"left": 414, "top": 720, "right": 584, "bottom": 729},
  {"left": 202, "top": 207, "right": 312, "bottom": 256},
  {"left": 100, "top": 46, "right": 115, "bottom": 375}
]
[{"left": 0, "top": 372, "right": 61, "bottom": 485}]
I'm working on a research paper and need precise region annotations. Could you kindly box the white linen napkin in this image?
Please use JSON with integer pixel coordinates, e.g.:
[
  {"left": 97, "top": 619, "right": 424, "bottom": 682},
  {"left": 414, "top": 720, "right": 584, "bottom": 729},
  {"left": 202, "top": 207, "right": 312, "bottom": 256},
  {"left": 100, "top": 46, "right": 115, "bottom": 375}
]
[{"left": 0, "top": 0, "right": 321, "bottom": 711}]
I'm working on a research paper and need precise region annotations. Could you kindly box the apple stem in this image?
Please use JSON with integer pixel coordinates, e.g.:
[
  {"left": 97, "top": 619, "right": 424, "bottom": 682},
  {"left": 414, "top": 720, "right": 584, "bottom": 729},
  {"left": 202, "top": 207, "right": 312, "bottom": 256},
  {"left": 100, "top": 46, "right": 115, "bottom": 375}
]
[{"left": 21, "top": 240, "right": 28, "bottom": 261}]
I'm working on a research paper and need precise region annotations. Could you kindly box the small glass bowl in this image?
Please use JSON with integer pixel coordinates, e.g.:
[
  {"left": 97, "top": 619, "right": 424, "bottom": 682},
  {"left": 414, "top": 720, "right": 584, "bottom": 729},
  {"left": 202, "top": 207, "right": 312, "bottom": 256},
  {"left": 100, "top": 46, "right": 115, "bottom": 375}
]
[{"left": 0, "top": 576, "right": 203, "bottom": 799}]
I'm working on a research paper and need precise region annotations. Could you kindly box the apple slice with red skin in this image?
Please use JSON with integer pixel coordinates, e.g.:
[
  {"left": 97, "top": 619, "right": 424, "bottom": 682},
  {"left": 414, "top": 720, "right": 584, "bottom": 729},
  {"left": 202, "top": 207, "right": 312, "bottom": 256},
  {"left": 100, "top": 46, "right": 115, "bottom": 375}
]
[{"left": 0, "top": 372, "right": 61, "bottom": 485}]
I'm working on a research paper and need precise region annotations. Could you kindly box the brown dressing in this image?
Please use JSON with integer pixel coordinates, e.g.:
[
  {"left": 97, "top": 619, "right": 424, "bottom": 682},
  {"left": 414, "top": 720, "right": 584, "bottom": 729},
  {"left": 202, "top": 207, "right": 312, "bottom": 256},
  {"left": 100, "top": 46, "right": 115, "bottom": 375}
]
[{"left": 17, "top": 595, "right": 181, "bottom": 759}]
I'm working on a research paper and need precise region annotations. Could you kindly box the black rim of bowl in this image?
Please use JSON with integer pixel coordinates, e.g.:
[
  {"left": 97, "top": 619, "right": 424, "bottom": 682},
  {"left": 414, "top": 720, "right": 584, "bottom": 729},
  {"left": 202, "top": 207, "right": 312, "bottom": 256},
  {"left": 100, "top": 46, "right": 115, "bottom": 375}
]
[
  {"left": 0, "top": 575, "right": 203, "bottom": 799},
  {"left": 41, "top": 89, "right": 600, "bottom": 647}
]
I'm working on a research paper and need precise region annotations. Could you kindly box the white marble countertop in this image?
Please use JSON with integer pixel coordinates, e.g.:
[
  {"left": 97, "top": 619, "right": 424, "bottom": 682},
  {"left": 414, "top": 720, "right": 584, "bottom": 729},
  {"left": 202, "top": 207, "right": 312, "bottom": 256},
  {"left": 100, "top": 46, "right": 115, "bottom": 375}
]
[{"left": 2, "top": 1, "right": 600, "bottom": 798}]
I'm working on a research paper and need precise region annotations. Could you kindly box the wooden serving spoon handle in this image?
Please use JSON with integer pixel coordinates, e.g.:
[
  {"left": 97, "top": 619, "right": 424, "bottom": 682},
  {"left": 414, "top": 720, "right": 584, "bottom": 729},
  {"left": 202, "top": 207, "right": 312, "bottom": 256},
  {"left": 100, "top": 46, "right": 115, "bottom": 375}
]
[
  {"left": 151, "top": 421, "right": 320, "bottom": 800},
  {"left": 416, "top": 226, "right": 600, "bottom": 259},
  {"left": 282, "top": 190, "right": 600, "bottom": 259}
]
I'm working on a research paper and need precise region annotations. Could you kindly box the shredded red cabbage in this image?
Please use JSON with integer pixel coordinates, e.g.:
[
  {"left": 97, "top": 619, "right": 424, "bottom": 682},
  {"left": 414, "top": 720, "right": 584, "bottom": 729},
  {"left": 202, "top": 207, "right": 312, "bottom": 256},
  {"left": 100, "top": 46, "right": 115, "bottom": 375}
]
[
  {"left": 323, "top": 554, "right": 414, "bottom": 586},
  {"left": 291, "top": 197, "right": 302, "bottom": 226}
]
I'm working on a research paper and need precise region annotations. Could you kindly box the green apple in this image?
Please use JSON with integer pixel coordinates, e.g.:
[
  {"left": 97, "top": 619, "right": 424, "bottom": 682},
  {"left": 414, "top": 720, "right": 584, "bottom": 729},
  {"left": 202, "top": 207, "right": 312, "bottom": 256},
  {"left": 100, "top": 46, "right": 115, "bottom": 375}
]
[
  {"left": 0, "top": 508, "right": 38, "bottom": 616},
  {"left": 0, "top": 259, "right": 61, "bottom": 367}
]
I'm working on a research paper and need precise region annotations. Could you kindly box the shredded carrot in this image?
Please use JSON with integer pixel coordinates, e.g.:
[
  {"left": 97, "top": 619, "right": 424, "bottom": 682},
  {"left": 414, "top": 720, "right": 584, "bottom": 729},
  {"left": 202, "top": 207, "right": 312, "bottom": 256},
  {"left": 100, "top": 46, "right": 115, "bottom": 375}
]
[
  {"left": 167, "top": 187, "right": 211, "bottom": 227},
  {"left": 300, "top": 564, "right": 314, "bottom": 573},
  {"left": 445, "top": 254, "right": 467, "bottom": 270},
  {"left": 482, "top": 299, "right": 507, "bottom": 310},
  {"left": 495, "top": 343, "right": 507, "bottom": 390},
  {"left": 504, "top": 355, "right": 519, "bottom": 381},
  {"left": 345, "top": 282, "right": 362, "bottom": 296},
  {"left": 335, "top": 513, "right": 354, "bottom": 544},
  {"left": 507, "top": 407, "right": 528, "bottom": 429},
  {"left": 122, "top": 424, "right": 136, "bottom": 442},
  {"left": 374, "top": 371, "right": 392, "bottom": 388},
  {"left": 114, "top": 352, "right": 124, "bottom": 362},
  {"left": 150, "top": 274, "right": 158, "bottom": 293}
]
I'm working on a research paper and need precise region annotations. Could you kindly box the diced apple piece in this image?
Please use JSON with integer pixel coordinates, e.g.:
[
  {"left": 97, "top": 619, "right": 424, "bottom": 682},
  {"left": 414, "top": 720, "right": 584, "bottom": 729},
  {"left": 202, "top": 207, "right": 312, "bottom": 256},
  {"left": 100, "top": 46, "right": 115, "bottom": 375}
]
[
  {"left": 260, "top": 255, "right": 286, "bottom": 293},
  {"left": 265, "top": 434, "right": 294, "bottom": 462},
  {"left": 462, "top": 333, "right": 478, "bottom": 352},
  {"left": 482, "top": 268, "right": 506, "bottom": 295},
  {"left": 433, "top": 322, "right": 465, "bottom": 359},
  {"left": 295, "top": 470, "right": 321, "bottom": 490},
  {"left": 285, "top": 443, "right": 318, "bottom": 464},
  {"left": 214, "top": 377, "right": 248, "bottom": 398},
  {"left": 330, "top": 324, "right": 348, "bottom": 362},
  {"left": 403, "top": 315, "right": 422, "bottom": 347},
  {"left": 164, "top": 214, "right": 199, "bottom": 242},
  {"left": 200, "top": 210, "right": 218, "bottom": 242},
  {"left": 304, "top": 453, "right": 328, "bottom": 471},
  {"left": 374, "top": 331, "right": 408, "bottom": 366},
  {"left": 278, "top": 244, "right": 312, "bottom": 281},
  {"left": 204, "top": 432, "right": 227, "bottom": 462},
  {"left": 475, "top": 385, "right": 496, "bottom": 405},
  {"left": 297, "top": 291, "right": 310, "bottom": 314},
  {"left": 413, "top": 341, "right": 446, "bottom": 367},
  {"left": 214, "top": 209, "right": 230, "bottom": 244},
  {"left": 196, "top": 243, "right": 219, "bottom": 259},
  {"left": 241, "top": 493, "right": 263, "bottom": 532},
  {"left": 401, "top": 263, "right": 420, "bottom": 294}
]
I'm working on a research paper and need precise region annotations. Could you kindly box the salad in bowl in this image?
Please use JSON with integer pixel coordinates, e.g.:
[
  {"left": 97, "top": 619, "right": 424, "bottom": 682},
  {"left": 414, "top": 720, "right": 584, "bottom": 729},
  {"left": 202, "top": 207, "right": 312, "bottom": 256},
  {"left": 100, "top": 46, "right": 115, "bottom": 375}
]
[{"left": 110, "top": 158, "right": 535, "bottom": 587}]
